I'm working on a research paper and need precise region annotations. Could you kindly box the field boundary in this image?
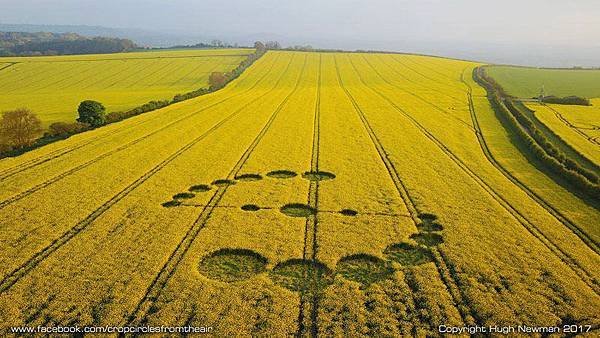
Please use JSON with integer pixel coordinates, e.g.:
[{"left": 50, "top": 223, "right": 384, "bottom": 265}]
[
  {"left": 543, "top": 104, "right": 600, "bottom": 147},
  {"left": 461, "top": 69, "right": 600, "bottom": 255}
]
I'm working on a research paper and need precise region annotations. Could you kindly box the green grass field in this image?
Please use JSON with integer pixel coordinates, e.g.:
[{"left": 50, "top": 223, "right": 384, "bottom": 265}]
[
  {"left": 0, "top": 49, "right": 251, "bottom": 126},
  {"left": 487, "top": 66, "right": 600, "bottom": 98}
]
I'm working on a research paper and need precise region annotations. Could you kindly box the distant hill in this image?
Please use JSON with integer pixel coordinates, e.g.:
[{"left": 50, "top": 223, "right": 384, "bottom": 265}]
[{"left": 0, "top": 31, "right": 137, "bottom": 56}]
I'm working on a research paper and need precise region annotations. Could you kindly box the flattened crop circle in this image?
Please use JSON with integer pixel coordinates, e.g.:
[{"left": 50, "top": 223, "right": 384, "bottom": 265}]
[
  {"left": 212, "top": 179, "right": 237, "bottom": 187},
  {"left": 339, "top": 209, "right": 358, "bottom": 216},
  {"left": 189, "top": 184, "right": 212, "bottom": 193},
  {"left": 269, "top": 259, "right": 334, "bottom": 292},
  {"left": 162, "top": 200, "right": 181, "bottom": 208},
  {"left": 266, "top": 170, "right": 297, "bottom": 179},
  {"left": 302, "top": 171, "right": 336, "bottom": 181},
  {"left": 336, "top": 254, "right": 393, "bottom": 286},
  {"left": 173, "top": 192, "right": 195, "bottom": 200},
  {"left": 241, "top": 204, "right": 261, "bottom": 211},
  {"left": 280, "top": 203, "right": 317, "bottom": 217},
  {"left": 410, "top": 233, "right": 444, "bottom": 247},
  {"left": 199, "top": 248, "right": 268, "bottom": 282},
  {"left": 417, "top": 221, "right": 443, "bottom": 232},
  {"left": 235, "top": 173, "right": 263, "bottom": 182},
  {"left": 384, "top": 243, "right": 433, "bottom": 266}
]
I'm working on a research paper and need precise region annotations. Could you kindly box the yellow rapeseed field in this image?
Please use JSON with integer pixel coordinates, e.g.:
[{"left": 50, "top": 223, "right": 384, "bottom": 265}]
[
  {"left": 0, "top": 49, "right": 250, "bottom": 125},
  {"left": 524, "top": 100, "right": 600, "bottom": 166},
  {"left": 0, "top": 51, "right": 598, "bottom": 335}
]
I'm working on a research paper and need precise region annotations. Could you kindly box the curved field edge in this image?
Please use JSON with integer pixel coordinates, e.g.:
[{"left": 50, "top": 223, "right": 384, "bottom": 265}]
[{"left": 525, "top": 102, "right": 600, "bottom": 167}]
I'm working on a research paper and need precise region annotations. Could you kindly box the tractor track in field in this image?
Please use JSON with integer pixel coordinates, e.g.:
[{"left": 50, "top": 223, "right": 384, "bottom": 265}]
[
  {"left": 381, "top": 55, "right": 465, "bottom": 105},
  {"left": 461, "top": 69, "right": 600, "bottom": 256},
  {"left": 0, "top": 54, "right": 296, "bottom": 295},
  {"left": 545, "top": 104, "right": 600, "bottom": 146},
  {"left": 125, "top": 54, "right": 307, "bottom": 327},
  {"left": 296, "top": 54, "right": 322, "bottom": 338},
  {"left": 334, "top": 55, "right": 478, "bottom": 329},
  {"left": 0, "top": 62, "right": 18, "bottom": 73},
  {"left": 0, "top": 119, "right": 150, "bottom": 181},
  {"left": 16, "top": 54, "right": 251, "bottom": 64},
  {"left": 0, "top": 55, "right": 277, "bottom": 178},
  {"left": 361, "top": 55, "right": 476, "bottom": 133},
  {"left": 355, "top": 57, "right": 600, "bottom": 296},
  {"left": 0, "top": 55, "right": 282, "bottom": 206}
]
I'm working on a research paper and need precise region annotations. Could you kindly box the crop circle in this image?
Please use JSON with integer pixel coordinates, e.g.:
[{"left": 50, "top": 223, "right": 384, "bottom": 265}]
[
  {"left": 198, "top": 248, "right": 268, "bottom": 282},
  {"left": 266, "top": 170, "right": 298, "bottom": 179},
  {"left": 302, "top": 171, "right": 336, "bottom": 181},
  {"left": 336, "top": 254, "right": 393, "bottom": 285},
  {"left": 280, "top": 203, "right": 317, "bottom": 217},
  {"left": 384, "top": 243, "right": 433, "bottom": 266}
]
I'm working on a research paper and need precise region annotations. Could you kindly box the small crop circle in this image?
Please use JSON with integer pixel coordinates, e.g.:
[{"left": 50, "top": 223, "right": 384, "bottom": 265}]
[
  {"left": 266, "top": 170, "right": 298, "bottom": 179},
  {"left": 302, "top": 171, "right": 336, "bottom": 181},
  {"left": 162, "top": 200, "right": 181, "bottom": 208},
  {"left": 212, "top": 179, "right": 237, "bottom": 187},
  {"left": 339, "top": 209, "right": 358, "bottom": 216},
  {"left": 189, "top": 184, "right": 212, "bottom": 193},
  {"left": 235, "top": 173, "right": 263, "bottom": 182},
  {"left": 173, "top": 192, "right": 195, "bottom": 200},
  {"left": 280, "top": 203, "right": 317, "bottom": 217},
  {"left": 241, "top": 204, "right": 261, "bottom": 211}
]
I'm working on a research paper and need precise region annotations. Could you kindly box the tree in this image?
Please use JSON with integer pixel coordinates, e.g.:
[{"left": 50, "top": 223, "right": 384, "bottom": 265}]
[
  {"left": 208, "top": 72, "right": 227, "bottom": 90},
  {"left": 77, "top": 100, "right": 106, "bottom": 127},
  {"left": 0, "top": 108, "right": 43, "bottom": 150},
  {"left": 254, "top": 41, "right": 266, "bottom": 51},
  {"left": 265, "top": 41, "right": 281, "bottom": 50}
]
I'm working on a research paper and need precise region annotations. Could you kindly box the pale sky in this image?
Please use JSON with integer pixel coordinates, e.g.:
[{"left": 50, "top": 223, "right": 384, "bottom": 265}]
[{"left": 2, "top": 0, "right": 599, "bottom": 66}]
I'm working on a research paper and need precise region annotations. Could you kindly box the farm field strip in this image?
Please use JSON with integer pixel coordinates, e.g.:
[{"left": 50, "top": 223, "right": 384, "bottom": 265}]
[
  {"left": 366, "top": 55, "right": 476, "bottom": 132},
  {"left": 0, "top": 54, "right": 279, "bottom": 176},
  {"left": 460, "top": 71, "right": 600, "bottom": 254},
  {"left": 528, "top": 102, "right": 600, "bottom": 163},
  {"left": 384, "top": 55, "right": 465, "bottom": 101},
  {"left": 334, "top": 55, "right": 473, "bottom": 331},
  {"left": 0, "top": 54, "right": 297, "bottom": 286},
  {"left": 0, "top": 49, "right": 249, "bottom": 124},
  {"left": 338, "top": 53, "right": 599, "bottom": 324},
  {"left": 354, "top": 54, "right": 600, "bottom": 268},
  {"left": 126, "top": 54, "right": 308, "bottom": 326},
  {"left": 348, "top": 54, "right": 600, "bottom": 295},
  {"left": 0, "top": 54, "right": 284, "bottom": 203},
  {"left": 127, "top": 54, "right": 317, "bottom": 336}
]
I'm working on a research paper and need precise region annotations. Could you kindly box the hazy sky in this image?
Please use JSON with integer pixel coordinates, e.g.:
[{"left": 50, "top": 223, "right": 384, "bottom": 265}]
[{"left": 2, "top": 0, "right": 599, "bottom": 66}]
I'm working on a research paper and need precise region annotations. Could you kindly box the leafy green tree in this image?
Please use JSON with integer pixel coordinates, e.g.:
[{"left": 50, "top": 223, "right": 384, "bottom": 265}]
[{"left": 77, "top": 100, "right": 106, "bottom": 127}]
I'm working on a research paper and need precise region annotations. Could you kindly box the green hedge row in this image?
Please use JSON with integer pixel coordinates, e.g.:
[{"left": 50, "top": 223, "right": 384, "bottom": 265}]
[{"left": 474, "top": 67, "right": 600, "bottom": 200}]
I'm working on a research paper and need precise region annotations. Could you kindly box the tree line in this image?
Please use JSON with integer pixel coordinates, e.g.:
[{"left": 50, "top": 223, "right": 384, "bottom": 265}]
[
  {"left": 474, "top": 67, "right": 600, "bottom": 200},
  {"left": 0, "top": 42, "right": 270, "bottom": 158},
  {"left": 0, "top": 31, "right": 136, "bottom": 56}
]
